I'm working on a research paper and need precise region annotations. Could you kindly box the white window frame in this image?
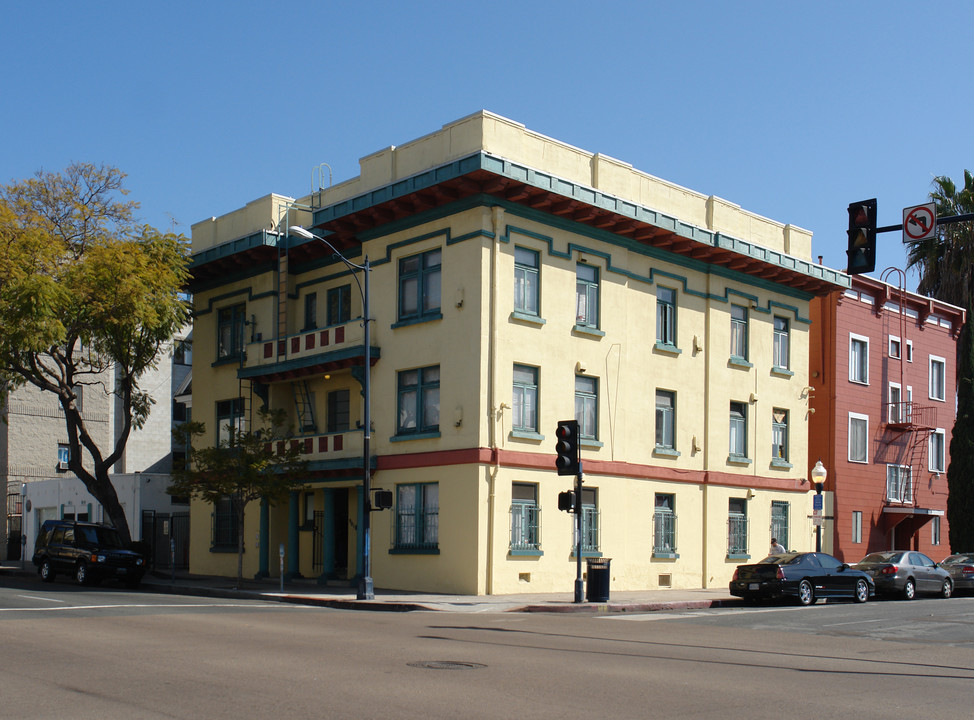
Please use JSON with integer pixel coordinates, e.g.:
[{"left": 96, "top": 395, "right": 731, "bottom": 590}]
[
  {"left": 930, "top": 429, "right": 946, "bottom": 473},
  {"left": 852, "top": 510, "right": 863, "bottom": 544},
  {"left": 888, "top": 335, "right": 901, "bottom": 359},
  {"left": 848, "top": 412, "right": 869, "bottom": 463},
  {"left": 906, "top": 339, "right": 914, "bottom": 363},
  {"left": 932, "top": 516, "right": 941, "bottom": 546},
  {"left": 849, "top": 333, "right": 870, "bottom": 385},
  {"left": 929, "top": 355, "right": 946, "bottom": 402},
  {"left": 886, "top": 464, "right": 913, "bottom": 504},
  {"left": 887, "top": 382, "right": 903, "bottom": 423}
]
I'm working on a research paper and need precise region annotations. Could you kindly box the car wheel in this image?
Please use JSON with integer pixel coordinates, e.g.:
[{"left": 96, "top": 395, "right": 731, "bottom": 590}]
[
  {"left": 75, "top": 562, "right": 89, "bottom": 586},
  {"left": 798, "top": 579, "right": 814, "bottom": 606},
  {"left": 941, "top": 579, "right": 953, "bottom": 599},
  {"left": 854, "top": 578, "right": 869, "bottom": 603},
  {"left": 39, "top": 560, "right": 55, "bottom": 583},
  {"left": 903, "top": 578, "right": 916, "bottom": 600}
]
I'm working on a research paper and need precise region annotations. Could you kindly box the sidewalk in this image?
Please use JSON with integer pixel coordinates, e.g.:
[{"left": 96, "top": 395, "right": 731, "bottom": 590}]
[{"left": 1, "top": 563, "right": 741, "bottom": 614}]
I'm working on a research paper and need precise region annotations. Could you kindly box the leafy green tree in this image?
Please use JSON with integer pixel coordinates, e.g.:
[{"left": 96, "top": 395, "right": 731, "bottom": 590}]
[
  {"left": 907, "top": 171, "right": 974, "bottom": 551},
  {"left": 168, "top": 407, "right": 307, "bottom": 587},
  {"left": 0, "top": 163, "right": 190, "bottom": 542}
]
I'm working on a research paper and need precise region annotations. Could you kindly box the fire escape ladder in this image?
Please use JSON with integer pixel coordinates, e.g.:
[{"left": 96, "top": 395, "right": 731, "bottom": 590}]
[{"left": 293, "top": 380, "right": 317, "bottom": 434}]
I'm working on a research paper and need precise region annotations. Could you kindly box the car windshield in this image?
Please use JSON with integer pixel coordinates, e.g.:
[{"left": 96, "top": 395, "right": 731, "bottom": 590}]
[
  {"left": 944, "top": 554, "right": 974, "bottom": 565},
  {"left": 76, "top": 526, "right": 124, "bottom": 548},
  {"left": 859, "top": 551, "right": 901, "bottom": 564}
]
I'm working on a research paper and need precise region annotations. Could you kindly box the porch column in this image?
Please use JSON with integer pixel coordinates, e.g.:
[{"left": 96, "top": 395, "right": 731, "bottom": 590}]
[
  {"left": 317, "top": 487, "right": 336, "bottom": 584},
  {"left": 255, "top": 499, "right": 269, "bottom": 579},
  {"left": 286, "top": 490, "right": 301, "bottom": 579}
]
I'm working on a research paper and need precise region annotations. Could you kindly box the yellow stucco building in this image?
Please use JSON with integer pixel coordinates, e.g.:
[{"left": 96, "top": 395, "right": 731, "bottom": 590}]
[{"left": 187, "top": 111, "right": 848, "bottom": 594}]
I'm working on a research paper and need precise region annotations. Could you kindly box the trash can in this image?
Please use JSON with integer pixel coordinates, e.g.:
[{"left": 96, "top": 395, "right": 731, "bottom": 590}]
[{"left": 585, "top": 557, "right": 611, "bottom": 602}]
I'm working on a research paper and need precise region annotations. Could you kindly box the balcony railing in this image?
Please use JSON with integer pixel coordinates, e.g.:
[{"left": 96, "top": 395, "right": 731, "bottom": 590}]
[
  {"left": 266, "top": 429, "right": 364, "bottom": 465},
  {"left": 884, "top": 401, "right": 937, "bottom": 430},
  {"left": 246, "top": 320, "right": 366, "bottom": 370}
]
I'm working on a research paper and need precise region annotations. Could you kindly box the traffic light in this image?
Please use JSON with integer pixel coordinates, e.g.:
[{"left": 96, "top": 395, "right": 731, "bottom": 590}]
[
  {"left": 558, "top": 490, "right": 577, "bottom": 513},
  {"left": 846, "top": 199, "right": 877, "bottom": 275},
  {"left": 372, "top": 489, "right": 393, "bottom": 511},
  {"left": 554, "top": 419, "right": 580, "bottom": 476}
]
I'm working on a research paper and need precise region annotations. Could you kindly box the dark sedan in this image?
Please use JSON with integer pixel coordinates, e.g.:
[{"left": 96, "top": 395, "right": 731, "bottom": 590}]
[
  {"left": 855, "top": 551, "right": 952, "bottom": 599},
  {"left": 940, "top": 554, "right": 974, "bottom": 593},
  {"left": 730, "top": 552, "right": 874, "bottom": 606}
]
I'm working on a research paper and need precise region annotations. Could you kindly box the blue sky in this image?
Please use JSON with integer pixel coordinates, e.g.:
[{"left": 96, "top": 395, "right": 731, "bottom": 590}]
[{"left": 3, "top": 1, "right": 972, "bottom": 292}]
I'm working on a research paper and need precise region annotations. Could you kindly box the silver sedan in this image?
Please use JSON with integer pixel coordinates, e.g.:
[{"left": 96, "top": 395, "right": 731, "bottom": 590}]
[
  {"left": 941, "top": 553, "right": 974, "bottom": 593},
  {"left": 855, "top": 551, "right": 953, "bottom": 600}
]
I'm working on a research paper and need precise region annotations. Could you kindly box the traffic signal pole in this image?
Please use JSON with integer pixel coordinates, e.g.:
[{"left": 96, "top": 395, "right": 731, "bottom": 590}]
[{"left": 574, "top": 464, "right": 584, "bottom": 604}]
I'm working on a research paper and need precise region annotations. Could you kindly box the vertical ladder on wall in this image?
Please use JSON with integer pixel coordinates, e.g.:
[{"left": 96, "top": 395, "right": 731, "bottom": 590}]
[{"left": 293, "top": 380, "right": 317, "bottom": 433}]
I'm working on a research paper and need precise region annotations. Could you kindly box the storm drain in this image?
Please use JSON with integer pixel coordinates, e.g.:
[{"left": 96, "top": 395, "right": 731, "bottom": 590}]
[{"left": 407, "top": 661, "right": 487, "bottom": 670}]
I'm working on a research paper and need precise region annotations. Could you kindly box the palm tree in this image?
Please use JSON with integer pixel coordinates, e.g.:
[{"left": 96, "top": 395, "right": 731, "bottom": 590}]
[
  {"left": 906, "top": 171, "right": 974, "bottom": 307},
  {"left": 907, "top": 171, "right": 974, "bottom": 552}
]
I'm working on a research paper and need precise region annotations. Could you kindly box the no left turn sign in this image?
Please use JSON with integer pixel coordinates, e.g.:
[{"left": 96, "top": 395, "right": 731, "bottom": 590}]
[{"left": 903, "top": 203, "right": 936, "bottom": 243}]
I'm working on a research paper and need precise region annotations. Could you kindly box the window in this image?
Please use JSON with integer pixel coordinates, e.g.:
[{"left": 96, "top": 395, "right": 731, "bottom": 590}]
[
  {"left": 397, "top": 366, "right": 440, "bottom": 435},
  {"left": 514, "top": 247, "right": 540, "bottom": 317},
  {"left": 510, "top": 483, "right": 540, "bottom": 553},
  {"left": 728, "top": 498, "right": 748, "bottom": 556},
  {"left": 656, "top": 286, "right": 676, "bottom": 346},
  {"left": 575, "top": 264, "right": 599, "bottom": 329},
  {"left": 886, "top": 465, "right": 913, "bottom": 503},
  {"left": 889, "top": 335, "right": 901, "bottom": 359},
  {"left": 930, "top": 356, "right": 946, "bottom": 401},
  {"left": 327, "top": 285, "right": 351, "bottom": 326},
  {"left": 575, "top": 375, "right": 598, "bottom": 440},
  {"left": 852, "top": 511, "right": 863, "bottom": 544},
  {"left": 848, "top": 413, "right": 868, "bottom": 463},
  {"left": 653, "top": 494, "right": 677, "bottom": 555},
  {"left": 581, "top": 487, "right": 599, "bottom": 554},
  {"left": 655, "top": 390, "right": 676, "bottom": 451},
  {"left": 930, "top": 429, "right": 946, "bottom": 473},
  {"left": 398, "top": 249, "right": 441, "bottom": 323},
  {"left": 216, "top": 398, "right": 246, "bottom": 447},
  {"left": 173, "top": 400, "right": 188, "bottom": 423},
  {"left": 395, "top": 483, "right": 438, "bottom": 550},
  {"left": 57, "top": 443, "right": 70, "bottom": 469},
  {"left": 512, "top": 365, "right": 539, "bottom": 433},
  {"left": 888, "top": 383, "right": 903, "bottom": 423},
  {"left": 174, "top": 339, "right": 193, "bottom": 366},
  {"left": 932, "top": 516, "right": 941, "bottom": 546},
  {"left": 849, "top": 334, "right": 869, "bottom": 384},
  {"left": 212, "top": 496, "right": 238, "bottom": 549},
  {"left": 771, "top": 409, "right": 789, "bottom": 463},
  {"left": 730, "top": 304, "right": 748, "bottom": 360},
  {"left": 303, "top": 292, "right": 317, "bottom": 331},
  {"left": 906, "top": 340, "right": 913, "bottom": 362},
  {"left": 327, "top": 389, "right": 350, "bottom": 433},
  {"left": 773, "top": 316, "right": 790, "bottom": 370},
  {"left": 729, "top": 401, "right": 748, "bottom": 459},
  {"left": 217, "top": 303, "right": 246, "bottom": 359},
  {"left": 304, "top": 492, "right": 315, "bottom": 524},
  {"left": 771, "top": 501, "right": 789, "bottom": 550}
]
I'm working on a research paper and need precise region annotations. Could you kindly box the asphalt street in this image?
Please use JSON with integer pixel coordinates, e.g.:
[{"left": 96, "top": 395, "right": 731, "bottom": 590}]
[{"left": 2, "top": 583, "right": 973, "bottom": 719}]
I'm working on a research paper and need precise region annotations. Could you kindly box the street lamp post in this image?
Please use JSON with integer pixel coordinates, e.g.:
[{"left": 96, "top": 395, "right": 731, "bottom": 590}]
[
  {"left": 811, "top": 460, "right": 827, "bottom": 553},
  {"left": 289, "top": 226, "right": 374, "bottom": 600}
]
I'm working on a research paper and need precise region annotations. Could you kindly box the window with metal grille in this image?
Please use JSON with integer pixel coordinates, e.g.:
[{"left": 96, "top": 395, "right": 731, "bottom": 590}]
[
  {"left": 653, "top": 494, "right": 677, "bottom": 555},
  {"left": 771, "top": 501, "right": 789, "bottom": 550},
  {"left": 728, "top": 497, "right": 748, "bottom": 555},
  {"left": 510, "top": 483, "right": 540, "bottom": 553},
  {"left": 395, "top": 483, "right": 438, "bottom": 551}
]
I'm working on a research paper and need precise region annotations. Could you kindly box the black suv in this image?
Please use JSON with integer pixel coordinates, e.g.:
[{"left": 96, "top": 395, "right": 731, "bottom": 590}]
[{"left": 32, "top": 520, "right": 146, "bottom": 588}]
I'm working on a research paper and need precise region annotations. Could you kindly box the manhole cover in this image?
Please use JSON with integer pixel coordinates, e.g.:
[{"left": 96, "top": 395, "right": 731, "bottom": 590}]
[{"left": 407, "top": 661, "right": 487, "bottom": 670}]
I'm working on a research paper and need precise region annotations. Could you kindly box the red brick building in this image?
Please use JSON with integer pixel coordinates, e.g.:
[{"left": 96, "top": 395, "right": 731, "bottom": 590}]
[{"left": 809, "top": 273, "right": 966, "bottom": 562}]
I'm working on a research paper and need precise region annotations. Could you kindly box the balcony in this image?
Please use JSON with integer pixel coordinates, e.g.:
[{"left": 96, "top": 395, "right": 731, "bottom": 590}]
[
  {"left": 270, "top": 429, "right": 367, "bottom": 474},
  {"left": 884, "top": 402, "right": 936, "bottom": 432},
  {"left": 240, "top": 320, "right": 378, "bottom": 384}
]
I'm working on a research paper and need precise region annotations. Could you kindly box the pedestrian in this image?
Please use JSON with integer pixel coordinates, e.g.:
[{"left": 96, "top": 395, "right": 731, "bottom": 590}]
[{"left": 770, "top": 537, "right": 786, "bottom": 554}]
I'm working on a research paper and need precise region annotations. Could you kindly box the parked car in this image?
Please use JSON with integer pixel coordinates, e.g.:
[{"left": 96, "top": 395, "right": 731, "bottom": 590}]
[
  {"left": 32, "top": 520, "right": 145, "bottom": 588},
  {"left": 855, "top": 551, "right": 952, "bottom": 600},
  {"left": 940, "top": 554, "right": 974, "bottom": 593},
  {"left": 730, "top": 552, "right": 874, "bottom": 605}
]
